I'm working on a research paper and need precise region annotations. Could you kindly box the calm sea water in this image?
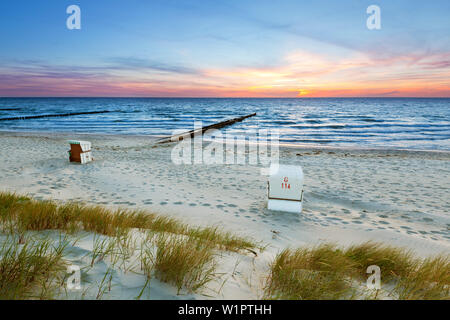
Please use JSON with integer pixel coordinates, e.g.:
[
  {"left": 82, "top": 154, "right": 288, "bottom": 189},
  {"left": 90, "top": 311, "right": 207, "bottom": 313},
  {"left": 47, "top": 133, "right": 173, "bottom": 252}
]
[{"left": 0, "top": 98, "right": 449, "bottom": 150}]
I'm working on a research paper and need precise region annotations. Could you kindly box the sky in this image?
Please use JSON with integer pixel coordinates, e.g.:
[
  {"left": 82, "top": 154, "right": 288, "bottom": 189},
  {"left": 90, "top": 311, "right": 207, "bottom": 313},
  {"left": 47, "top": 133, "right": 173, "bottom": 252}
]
[{"left": 0, "top": 0, "right": 449, "bottom": 97}]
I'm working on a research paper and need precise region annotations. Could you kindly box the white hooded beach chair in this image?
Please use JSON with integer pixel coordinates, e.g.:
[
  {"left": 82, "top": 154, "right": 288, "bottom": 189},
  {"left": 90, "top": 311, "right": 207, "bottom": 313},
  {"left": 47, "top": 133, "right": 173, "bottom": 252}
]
[{"left": 267, "top": 164, "right": 304, "bottom": 213}]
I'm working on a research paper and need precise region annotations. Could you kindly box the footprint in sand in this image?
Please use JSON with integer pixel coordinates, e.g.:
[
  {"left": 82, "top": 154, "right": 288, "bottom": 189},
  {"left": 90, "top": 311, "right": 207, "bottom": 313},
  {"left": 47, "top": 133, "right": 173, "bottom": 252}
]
[
  {"left": 327, "top": 217, "right": 342, "bottom": 222},
  {"left": 38, "top": 188, "right": 52, "bottom": 195}
]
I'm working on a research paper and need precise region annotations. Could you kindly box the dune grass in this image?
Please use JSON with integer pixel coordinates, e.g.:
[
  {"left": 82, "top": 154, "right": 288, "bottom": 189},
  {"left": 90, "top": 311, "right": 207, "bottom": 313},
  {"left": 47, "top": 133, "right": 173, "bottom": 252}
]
[
  {"left": 2, "top": 192, "right": 447, "bottom": 300},
  {"left": 0, "top": 235, "right": 67, "bottom": 299},
  {"left": 0, "top": 192, "right": 259, "bottom": 298},
  {"left": 0, "top": 192, "right": 259, "bottom": 253},
  {"left": 344, "top": 242, "right": 416, "bottom": 281},
  {"left": 265, "top": 244, "right": 356, "bottom": 300},
  {"left": 154, "top": 234, "right": 217, "bottom": 294},
  {"left": 265, "top": 242, "right": 450, "bottom": 300},
  {"left": 393, "top": 255, "right": 450, "bottom": 300}
]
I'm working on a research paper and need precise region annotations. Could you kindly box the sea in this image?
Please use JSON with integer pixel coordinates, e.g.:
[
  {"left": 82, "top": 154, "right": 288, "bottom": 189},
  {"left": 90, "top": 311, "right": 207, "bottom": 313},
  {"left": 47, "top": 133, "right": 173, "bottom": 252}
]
[{"left": 0, "top": 97, "right": 449, "bottom": 151}]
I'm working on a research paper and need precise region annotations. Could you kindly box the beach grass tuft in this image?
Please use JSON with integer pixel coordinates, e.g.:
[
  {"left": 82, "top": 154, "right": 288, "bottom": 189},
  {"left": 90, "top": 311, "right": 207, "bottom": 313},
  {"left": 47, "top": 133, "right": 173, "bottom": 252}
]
[
  {"left": 393, "top": 255, "right": 450, "bottom": 300},
  {"left": 265, "top": 244, "right": 355, "bottom": 300},
  {"left": 0, "top": 234, "right": 67, "bottom": 299},
  {"left": 344, "top": 241, "right": 416, "bottom": 280},
  {"left": 265, "top": 242, "right": 450, "bottom": 300},
  {"left": 154, "top": 234, "right": 217, "bottom": 293}
]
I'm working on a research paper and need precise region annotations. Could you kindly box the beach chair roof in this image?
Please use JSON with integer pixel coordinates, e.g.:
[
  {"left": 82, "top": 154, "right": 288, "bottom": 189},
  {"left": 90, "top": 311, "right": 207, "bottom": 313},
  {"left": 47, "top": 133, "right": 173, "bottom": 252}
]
[
  {"left": 68, "top": 140, "right": 90, "bottom": 144},
  {"left": 68, "top": 140, "right": 91, "bottom": 152}
]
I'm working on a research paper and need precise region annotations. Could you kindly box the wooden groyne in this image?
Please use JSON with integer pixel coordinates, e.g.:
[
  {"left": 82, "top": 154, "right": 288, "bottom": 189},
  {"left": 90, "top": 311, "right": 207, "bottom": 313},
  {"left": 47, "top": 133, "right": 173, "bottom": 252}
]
[
  {"left": 157, "top": 113, "right": 257, "bottom": 144},
  {"left": 0, "top": 110, "right": 111, "bottom": 121},
  {"left": 0, "top": 107, "right": 21, "bottom": 111}
]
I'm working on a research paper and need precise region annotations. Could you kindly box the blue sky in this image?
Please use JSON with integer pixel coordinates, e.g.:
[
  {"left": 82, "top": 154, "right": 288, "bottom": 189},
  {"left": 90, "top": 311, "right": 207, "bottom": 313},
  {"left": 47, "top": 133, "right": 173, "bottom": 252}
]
[{"left": 0, "top": 0, "right": 449, "bottom": 97}]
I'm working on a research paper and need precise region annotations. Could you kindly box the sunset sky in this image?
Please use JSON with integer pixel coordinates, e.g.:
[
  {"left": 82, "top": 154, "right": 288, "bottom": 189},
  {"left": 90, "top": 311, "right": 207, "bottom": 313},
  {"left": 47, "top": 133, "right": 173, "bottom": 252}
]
[{"left": 0, "top": 0, "right": 449, "bottom": 97}]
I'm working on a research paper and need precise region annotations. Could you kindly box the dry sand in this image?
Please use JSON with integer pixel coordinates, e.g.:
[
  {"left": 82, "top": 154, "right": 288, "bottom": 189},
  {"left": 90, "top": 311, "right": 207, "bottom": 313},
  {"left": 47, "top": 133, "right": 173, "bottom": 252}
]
[{"left": 0, "top": 131, "right": 449, "bottom": 299}]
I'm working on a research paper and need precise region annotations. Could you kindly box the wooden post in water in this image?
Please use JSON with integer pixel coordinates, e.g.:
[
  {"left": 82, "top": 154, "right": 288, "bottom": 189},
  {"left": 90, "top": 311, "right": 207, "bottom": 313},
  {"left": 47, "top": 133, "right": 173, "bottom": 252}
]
[
  {"left": 156, "top": 113, "right": 257, "bottom": 144},
  {"left": 0, "top": 110, "right": 111, "bottom": 122}
]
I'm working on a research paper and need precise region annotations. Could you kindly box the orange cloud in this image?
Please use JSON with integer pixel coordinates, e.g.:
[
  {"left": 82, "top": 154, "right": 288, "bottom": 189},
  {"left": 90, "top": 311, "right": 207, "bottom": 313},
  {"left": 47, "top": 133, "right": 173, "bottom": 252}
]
[{"left": 196, "top": 49, "right": 450, "bottom": 97}]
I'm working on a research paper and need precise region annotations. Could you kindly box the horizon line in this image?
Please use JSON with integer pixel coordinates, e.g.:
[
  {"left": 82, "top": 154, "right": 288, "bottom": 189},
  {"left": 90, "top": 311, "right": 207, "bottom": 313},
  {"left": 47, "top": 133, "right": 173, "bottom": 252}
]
[{"left": 1, "top": 96, "right": 449, "bottom": 99}]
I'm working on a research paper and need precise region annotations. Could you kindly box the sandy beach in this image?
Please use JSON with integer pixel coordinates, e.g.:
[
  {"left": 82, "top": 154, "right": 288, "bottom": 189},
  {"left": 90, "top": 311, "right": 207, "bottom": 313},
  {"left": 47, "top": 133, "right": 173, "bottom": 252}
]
[{"left": 0, "top": 131, "right": 449, "bottom": 299}]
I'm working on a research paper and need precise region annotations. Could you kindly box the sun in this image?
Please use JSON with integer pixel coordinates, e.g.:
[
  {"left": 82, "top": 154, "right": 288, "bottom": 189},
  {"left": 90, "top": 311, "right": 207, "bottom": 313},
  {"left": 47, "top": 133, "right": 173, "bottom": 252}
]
[{"left": 297, "top": 89, "right": 310, "bottom": 96}]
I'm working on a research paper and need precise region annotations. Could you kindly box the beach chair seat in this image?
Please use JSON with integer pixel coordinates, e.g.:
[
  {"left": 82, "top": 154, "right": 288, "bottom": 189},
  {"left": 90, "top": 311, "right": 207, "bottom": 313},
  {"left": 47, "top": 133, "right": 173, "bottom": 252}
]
[{"left": 68, "top": 140, "right": 92, "bottom": 164}]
